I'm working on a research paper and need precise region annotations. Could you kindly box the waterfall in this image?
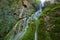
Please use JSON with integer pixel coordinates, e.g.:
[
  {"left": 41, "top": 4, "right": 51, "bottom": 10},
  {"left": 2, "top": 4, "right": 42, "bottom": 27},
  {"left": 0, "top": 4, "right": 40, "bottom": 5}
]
[
  {"left": 6, "top": 1, "right": 46, "bottom": 40},
  {"left": 13, "top": 18, "right": 29, "bottom": 40},
  {"left": 34, "top": 1, "right": 46, "bottom": 40},
  {"left": 5, "top": 6, "right": 27, "bottom": 40},
  {"left": 12, "top": 2, "right": 46, "bottom": 40}
]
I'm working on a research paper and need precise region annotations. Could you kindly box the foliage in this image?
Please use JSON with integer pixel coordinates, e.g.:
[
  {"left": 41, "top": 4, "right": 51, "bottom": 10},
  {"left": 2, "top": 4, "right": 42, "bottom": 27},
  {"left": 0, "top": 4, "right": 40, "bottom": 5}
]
[
  {"left": 0, "top": 0, "right": 20, "bottom": 39},
  {"left": 18, "top": 19, "right": 36, "bottom": 40},
  {"left": 0, "top": 0, "right": 60, "bottom": 40},
  {"left": 38, "top": 5, "right": 60, "bottom": 40}
]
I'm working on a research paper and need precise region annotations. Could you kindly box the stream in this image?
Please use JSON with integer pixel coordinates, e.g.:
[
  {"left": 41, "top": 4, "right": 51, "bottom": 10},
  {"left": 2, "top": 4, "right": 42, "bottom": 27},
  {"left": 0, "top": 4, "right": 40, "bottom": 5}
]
[
  {"left": 6, "top": 1, "right": 46, "bottom": 40},
  {"left": 15, "top": 2, "right": 45, "bottom": 40}
]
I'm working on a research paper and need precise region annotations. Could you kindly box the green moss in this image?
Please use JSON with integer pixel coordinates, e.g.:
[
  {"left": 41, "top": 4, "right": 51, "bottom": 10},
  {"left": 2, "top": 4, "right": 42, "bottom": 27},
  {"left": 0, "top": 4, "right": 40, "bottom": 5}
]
[
  {"left": 18, "top": 20, "right": 36, "bottom": 40},
  {"left": 38, "top": 5, "right": 60, "bottom": 40},
  {"left": 38, "top": 18, "right": 47, "bottom": 40},
  {"left": 20, "top": 4, "right": 60, "bottom": 40}
]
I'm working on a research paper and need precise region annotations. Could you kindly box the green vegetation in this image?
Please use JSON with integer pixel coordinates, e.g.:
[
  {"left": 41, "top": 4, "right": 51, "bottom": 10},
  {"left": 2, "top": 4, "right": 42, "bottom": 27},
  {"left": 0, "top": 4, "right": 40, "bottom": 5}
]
[
  {"left": 0, "top": 0, "right": 18, "bottom": 39},
  {"left": 19, "top": 19, "right": 36, "bottom": 40},
  {"left": 18, "top": 3, "right": 60, "bottom": 40},
  {"left": 38, "top": 5, "right": 60, "bottom": 40},
  {"left": 0, "top": 0, "right": 60, "bottom": 40}
]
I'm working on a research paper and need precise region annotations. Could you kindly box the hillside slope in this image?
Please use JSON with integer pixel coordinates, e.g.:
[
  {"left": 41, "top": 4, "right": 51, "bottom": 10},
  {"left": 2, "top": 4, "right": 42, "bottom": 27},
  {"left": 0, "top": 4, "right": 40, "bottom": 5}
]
[{"left": 38, "top": 4, "right": 60, "bottom": 40}]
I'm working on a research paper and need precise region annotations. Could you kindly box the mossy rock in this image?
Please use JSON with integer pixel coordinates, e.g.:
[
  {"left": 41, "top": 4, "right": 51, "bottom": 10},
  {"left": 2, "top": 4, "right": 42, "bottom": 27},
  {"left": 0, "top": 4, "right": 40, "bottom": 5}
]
[{"left": 38, "top": 4, "right": 60, "bottom": 40}]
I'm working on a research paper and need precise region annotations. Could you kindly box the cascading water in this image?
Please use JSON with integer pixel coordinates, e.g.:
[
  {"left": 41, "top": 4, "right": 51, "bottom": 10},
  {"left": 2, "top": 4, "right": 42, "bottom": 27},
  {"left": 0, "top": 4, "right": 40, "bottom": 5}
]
[
  {"left": 5, "top": 6, "right": 27, "bottom": 40},
  {"left": 13, "top": 0, "right": 55, "bottom": 39},
  {"left": 5, "top": 0, "right": 46, "bottom": 40},
  {"left": 34, "top": 1, "right": 46, "bottom": 40},
  {"left": 13, "top": 18, "right": 29, "bottom": 40},
  {"left": 8, "top": 6, "right": 30, "bottom": 40}
]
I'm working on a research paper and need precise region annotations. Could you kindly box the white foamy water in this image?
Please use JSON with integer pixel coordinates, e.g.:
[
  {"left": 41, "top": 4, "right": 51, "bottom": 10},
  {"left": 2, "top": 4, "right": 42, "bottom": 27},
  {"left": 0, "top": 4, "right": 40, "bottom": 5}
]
[
  {"left": 34, "top": 0, "right": 46, "bottom": 40},
  {"left": 8, "top": 0, "right": 47, "bottom": 40},
  {"left": 12, "top": 2, "right": 46, "bottom": 40}
]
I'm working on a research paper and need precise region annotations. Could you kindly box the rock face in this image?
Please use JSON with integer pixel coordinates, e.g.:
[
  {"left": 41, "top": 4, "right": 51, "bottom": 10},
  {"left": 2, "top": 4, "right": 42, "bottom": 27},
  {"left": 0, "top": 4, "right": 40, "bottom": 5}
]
[{"left": 0, "top": 0, "right": 36, "bottom": 39}]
